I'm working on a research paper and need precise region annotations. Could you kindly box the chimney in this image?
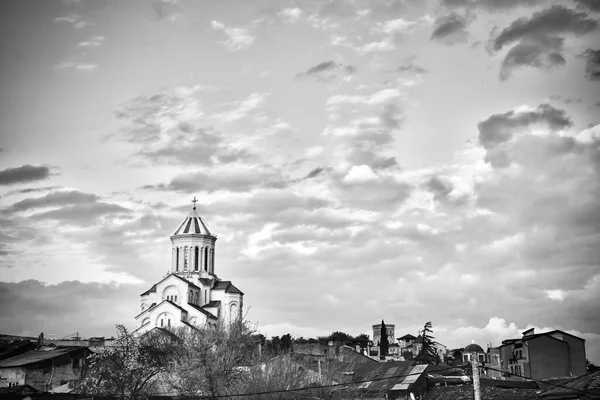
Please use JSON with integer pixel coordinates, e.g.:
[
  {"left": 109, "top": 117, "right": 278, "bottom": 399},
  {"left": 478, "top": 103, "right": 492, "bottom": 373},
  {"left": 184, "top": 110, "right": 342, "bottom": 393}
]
[{"left": 522, "top": 328, "right": 535, "bottom": 337}]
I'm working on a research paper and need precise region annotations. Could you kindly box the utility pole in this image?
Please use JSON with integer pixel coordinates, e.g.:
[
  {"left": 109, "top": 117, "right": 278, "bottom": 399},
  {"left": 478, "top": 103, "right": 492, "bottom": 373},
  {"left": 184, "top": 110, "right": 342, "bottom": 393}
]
[{"left": 472, "top": 359, "right": 481, "bottom": 400}]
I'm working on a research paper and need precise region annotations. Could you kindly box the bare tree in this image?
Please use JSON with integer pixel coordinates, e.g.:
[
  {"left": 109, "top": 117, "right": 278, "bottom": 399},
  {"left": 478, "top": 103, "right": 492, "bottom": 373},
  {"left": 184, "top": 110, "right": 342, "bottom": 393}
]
[
  {"left": 78, "top": 325, "right": 172, "bottom": 399},
  {"left": 164, "top": 319, "right": 260, "bottom": 398}
]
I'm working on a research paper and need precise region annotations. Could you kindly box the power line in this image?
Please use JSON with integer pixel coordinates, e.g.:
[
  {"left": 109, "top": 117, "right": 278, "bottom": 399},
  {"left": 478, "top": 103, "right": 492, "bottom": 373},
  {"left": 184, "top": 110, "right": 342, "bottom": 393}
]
[
  {"left": 175, "top": 365, "right": 458, "bottom": 399},
  {"left": 482, "top": 365, "right": 595, "bottom": 397}
]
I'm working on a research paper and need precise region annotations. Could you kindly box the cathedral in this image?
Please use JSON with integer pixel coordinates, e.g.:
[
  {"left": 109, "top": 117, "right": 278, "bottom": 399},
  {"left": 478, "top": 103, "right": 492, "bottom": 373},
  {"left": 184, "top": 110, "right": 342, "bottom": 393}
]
[{"left": 134, "top": 200, "right": 244, "bottom": 334}]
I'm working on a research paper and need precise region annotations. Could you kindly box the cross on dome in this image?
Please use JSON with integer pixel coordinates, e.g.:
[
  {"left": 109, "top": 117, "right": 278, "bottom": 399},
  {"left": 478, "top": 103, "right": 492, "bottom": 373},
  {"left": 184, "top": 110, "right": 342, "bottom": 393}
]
[{"left": 192, "top": 196, "right": 198, "bottom": 210}]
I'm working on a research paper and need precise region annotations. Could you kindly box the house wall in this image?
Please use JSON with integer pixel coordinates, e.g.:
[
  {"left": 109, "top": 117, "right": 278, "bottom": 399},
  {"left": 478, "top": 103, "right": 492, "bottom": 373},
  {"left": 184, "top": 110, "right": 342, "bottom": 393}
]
[
  {"left": 0, "top": 366, "right": 26, "bottom": 385},
  {"left": 528, "top": 336, "right": 569, "bottom": 380},
  {"left": 558, "top": 335, "right": 587, "bottom": 377}
]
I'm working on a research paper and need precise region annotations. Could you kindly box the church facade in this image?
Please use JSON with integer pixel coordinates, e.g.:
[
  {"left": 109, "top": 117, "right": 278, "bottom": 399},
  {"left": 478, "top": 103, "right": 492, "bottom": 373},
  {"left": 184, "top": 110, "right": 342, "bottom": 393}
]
[{"left": 134, "top": 202, "right": 243, "bottom": 334}]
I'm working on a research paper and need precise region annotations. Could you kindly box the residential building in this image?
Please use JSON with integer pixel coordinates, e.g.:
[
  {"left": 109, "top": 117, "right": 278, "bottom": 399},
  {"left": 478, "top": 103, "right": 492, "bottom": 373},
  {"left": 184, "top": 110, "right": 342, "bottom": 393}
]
[
  {"left": 397, "top": 334, "right": 417, "bottom": 349},
  {"left": 497, "top": 328, "right": 587, "bottom": 380},
  {"left": 135, "top": 201, "right": 244, "bottom": 334},
  {"left": 0, "top": 346, "right": 90, "bottom": 391}
]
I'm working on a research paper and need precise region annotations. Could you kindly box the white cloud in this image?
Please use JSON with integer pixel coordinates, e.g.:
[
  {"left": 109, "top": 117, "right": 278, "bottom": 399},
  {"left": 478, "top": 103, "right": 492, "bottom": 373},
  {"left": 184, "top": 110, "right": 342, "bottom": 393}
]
[
  {"left": 55, "top": 62, "right": 98, "bottom": 71},
  {"left": 78, "top": 36, "right": 104, "bottom": 48},
  {"left": 211, "top": 92, "right": 267, "bottom": 123},
  {"left": 327, "top": 88, "right": 402, "bottom": 106},
  {"left": 343, "top": 165, "right": 378, "bottom": 183},
  {"left": 545, "top": 289, "right": 566, "bottom": 301},
  {"left": 210, "top": 20, "right": 255, "bottom": 51},
  {"left": 278, "top": 7, "right": 303, "bottom": 24}
]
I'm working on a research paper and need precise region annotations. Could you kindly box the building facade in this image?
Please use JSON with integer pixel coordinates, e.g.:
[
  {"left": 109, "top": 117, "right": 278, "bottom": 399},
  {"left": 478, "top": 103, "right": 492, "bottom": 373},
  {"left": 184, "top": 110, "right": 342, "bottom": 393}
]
[
  {"left": 373, "top": 323, "right": 395, "bottom": 346},
  {"left": 497, "top": 328, "right": 586, "bottom": 380},
  {"left": 134, "top": 203, "right": 244, "bottom": 334}
]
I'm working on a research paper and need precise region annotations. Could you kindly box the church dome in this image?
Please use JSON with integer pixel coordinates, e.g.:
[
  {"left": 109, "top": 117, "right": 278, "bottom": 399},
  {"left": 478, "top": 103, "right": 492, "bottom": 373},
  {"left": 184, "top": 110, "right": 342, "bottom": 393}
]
[
  {"left": 171, "top": 209, "right": 214, "bottom": 237},
  {"left": 464, "top": 343, "right": 485, "bottom": 353}
]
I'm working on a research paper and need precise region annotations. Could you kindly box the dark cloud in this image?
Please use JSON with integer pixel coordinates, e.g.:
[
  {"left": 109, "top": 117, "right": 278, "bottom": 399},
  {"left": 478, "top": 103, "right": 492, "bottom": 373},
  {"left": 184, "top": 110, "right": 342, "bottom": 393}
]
[
  {"left": 442, "top": 0, "right": 542, "bottom": 10},
  {"left": 579, "top": 48, "right": 600, "bottom": 80},
  {"left": 397, "top": 61, "right": 428, "bottom": 74},
  {"left": 492, "top": 5, "right": 598, "bottom": 79},
  {"left": 498, "top": 36, "right": 566, "bottom": 80},
  {"left": 426, "top": 176, "right": 453, "bottom": 202},
  {"left": 8, "top": 190, "right": 100, "bottom": 212},
  {"left": 0, "top": 280, "right": 142, "bottom": 337},
  {"left": 550, "top": 95, "right": 583, "bottom": 104},
  {"left": 33, "top": 202, "right": 130, "bottom": 225},
  {"left": 304, "top": 167, "right": 325, "bottom": 179},
  {"left": 151, "top": 0, "right": 180, "bottom": 20},
  {"left": 296, "top": 60, "right": 356, "bottom": 82},
  {"left": 478, "top": 104, "right": 572, "bottom": 150},
  {"left": 0, "top": 165, "right": 51, "bottom": 185},
  {"left": 145, "top": 168, "right": 287, "bottom": 194},
  {"left": 430, "top": 13, "right": 469, "bottom": 45},
  {"left": 574, "top": 0, "right": 600, "bottom": 12},
  {"left": 493, "top": 6, "right": 597, "bottom": 51},
  {"left": 5, "top": 186, "right": 62, "bottom": 196}
]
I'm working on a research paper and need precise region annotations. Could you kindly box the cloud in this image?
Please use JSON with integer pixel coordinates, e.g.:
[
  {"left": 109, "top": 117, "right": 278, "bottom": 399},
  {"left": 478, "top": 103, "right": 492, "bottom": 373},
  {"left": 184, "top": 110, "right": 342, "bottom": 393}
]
[
  {"left": 430, "top": 13, "right": 469, "bottom": 45},
  {"left": 0, "top": 280, "right": 142, "bottom": 337},
  {"left": 296, "top": 61, "right": 356, "bottom": 82},
  {"left": 442, "top": 0, "right": 542, "bottom": 10},
  {"left": 343, "top": 165, "right": 378, "bottom": 184},
  {"left": 278, "top": 7, "right": 303, "bottom": 24},
  {"left": 7, "top": 190, "right": 100, "bottom": 212},
  {"left": 397, "top": 59, "right": 428, "bottom": 74},
  {"left": 113, "top": 86, "right": 257, "bottom": 166},
  {"left": 78, "top": 35, "right": 104, "bottom": 47},
  {"left": 579, "top": 48, "right": 600, "bottom": 81},
  {"left": 53, "top": 13, "right": 93, "bottom": 28},
  {"left": 151, "top": 0, "right": 180, "bottom": 21},
  {"left": 0, "top": 165, "right": 51, "bottom": 185},
  {"left": 327, "top": 88, "right": 403, "bottom": 107},
  {"left": 492, "top": 5, "right": 598, "bottom": 80},
  {"left": 145, "top": 166, "right": 287, "bottom": 194},
  {"left": 210, "top": 20, "right": 255, "bottom": 51},
  {"left": 574, "top": 0, "right": 600, "bottom": 12},
  {"left": 56, "top": 62, "right": 98, "bottom": 71},
  {"left": 478, "top": 103, "right": 572, "bottom": 150}
]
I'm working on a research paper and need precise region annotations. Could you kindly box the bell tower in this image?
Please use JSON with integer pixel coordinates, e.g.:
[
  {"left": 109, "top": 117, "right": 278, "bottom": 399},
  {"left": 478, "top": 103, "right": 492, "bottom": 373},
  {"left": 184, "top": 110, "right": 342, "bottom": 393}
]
[{"left": 170, "top": 197, "right": 217, "bottom": 280}]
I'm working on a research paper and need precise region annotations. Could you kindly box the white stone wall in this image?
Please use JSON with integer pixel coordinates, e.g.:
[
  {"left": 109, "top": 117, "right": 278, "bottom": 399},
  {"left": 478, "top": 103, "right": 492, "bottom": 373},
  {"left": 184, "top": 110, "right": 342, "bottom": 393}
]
[{"left": 170, "top": 235, "right": 216, "bottom": 275}]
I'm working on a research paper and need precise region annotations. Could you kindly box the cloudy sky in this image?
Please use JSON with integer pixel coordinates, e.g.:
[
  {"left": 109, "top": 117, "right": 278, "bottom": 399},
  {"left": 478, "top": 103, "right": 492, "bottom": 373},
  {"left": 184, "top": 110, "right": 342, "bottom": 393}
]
[{"left": 1, "top": 0, "right": 599, "bottom": 362}]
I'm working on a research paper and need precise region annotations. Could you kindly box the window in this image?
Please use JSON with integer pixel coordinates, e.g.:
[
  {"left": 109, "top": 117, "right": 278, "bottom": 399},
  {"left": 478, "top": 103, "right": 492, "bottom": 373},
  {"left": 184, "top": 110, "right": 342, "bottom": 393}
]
[
  {"left": 176, "top": 248, "right": 179, "bottom": 271},
  {"left": 175, "top": 295, "right": 177, "bottom": 302},
  {"left": 194, "top": 247, "right": 199, "bottom": 271},
  {"left": 168, "top": 319, "right": 171, "bottom": 327},
  {"left": 184, "top": 246, "right": 188, "bottom": 270},
  {"left": 72, "top": 358, "right": 80, "bottom": 369},
  {"left": 204, "top": 247, "right": 208, "bottom": 271},
  {"left": 478, "top": 354, "right": 485, "bottom": 363}
]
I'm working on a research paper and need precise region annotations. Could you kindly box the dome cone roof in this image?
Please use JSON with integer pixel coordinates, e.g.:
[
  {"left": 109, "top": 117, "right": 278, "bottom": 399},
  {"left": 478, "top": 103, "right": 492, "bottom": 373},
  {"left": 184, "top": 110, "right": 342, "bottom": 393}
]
[{"left": 171, "top": 200, "right": 214, "bottom": 237}]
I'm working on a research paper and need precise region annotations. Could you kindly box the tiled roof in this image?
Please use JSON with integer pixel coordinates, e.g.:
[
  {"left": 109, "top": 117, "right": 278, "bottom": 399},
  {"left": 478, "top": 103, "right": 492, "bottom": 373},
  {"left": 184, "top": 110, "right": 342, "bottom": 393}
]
[
  {"left": 0, "top": 385, "right": 38, "bottom": 394},
  {"left": 203, "top": 300, "right": 221, "bottom": 308},
  {"left": 0, "top": 347, "right": 88, "bottom": 368},
  {"left": 172, "top": 209, "right": 213, "bottom": 236},
  {"left": 141, "top": 284, "right": 157, "bottom": 296},
  {"left": 154, "top": 273, "right": 201, "bottom": 291},
  {"left": 425, "top": 385, "right": 539, "bottom": 400},
  {"left": 135, "top": 299, "right": 187, "bottom": 319},
  {"left": 188, "top": 303, "right": 218, "bottom": 319},
  {"left": 349, "top": 361, "right": 427, "bottom": 394},
  {"left": 212, "top": 280, "right": 244, "bottom": 295},
  {"left": 398, "top": 334, "right": 417, "bottom": 340},
  {"left": 539, "top": 370, "right": 600, "bottom": 399},
  {"left": 198, "top": 278, "right": 213, "bottom": 286}
]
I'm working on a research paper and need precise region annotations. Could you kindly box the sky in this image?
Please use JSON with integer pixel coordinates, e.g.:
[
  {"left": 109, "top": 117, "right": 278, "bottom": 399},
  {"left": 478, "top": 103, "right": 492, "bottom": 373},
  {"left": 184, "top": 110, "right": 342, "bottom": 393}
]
[{"left": 0, "top": 0, "right": 599, "bottom": 363}]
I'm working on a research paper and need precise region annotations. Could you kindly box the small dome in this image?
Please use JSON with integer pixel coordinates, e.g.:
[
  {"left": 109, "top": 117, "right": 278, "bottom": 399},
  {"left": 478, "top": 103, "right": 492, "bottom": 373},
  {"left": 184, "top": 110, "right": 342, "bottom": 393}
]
[
  {"left": 464, "top": 343, "right": 485, "bottom": 353},
  {"left": 172, "top": 209, "right": 214, "bottom": 236}
]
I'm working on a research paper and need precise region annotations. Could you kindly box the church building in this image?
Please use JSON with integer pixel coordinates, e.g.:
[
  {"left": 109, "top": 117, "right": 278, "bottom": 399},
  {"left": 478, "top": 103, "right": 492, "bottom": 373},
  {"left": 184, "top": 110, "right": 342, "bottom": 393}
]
[{"left": 134, "top": 200, "right": 244, "bottom": 334}]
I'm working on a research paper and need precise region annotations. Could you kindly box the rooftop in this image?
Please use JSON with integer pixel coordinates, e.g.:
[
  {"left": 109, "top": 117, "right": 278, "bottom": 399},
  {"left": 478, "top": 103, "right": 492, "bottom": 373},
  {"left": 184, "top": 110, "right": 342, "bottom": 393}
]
[
  {"left": 172, "top": 208, "right": 213, "bottom": 237},
  {"left": 0, "top": 347, "right": 87, "bottom": 368}
]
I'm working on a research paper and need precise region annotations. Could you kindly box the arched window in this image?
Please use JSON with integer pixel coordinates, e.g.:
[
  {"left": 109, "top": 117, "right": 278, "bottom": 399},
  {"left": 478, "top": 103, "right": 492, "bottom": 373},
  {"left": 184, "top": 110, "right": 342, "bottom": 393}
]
[
  {"left": 211, "top": 249, "right": 214, "bottom": 273},
  {"left": 176, "top": 248, "right": 180, "bottom": 271},
  {"left": 204, "top": 290, "right": 207, "bottom": 303},
  {"left": 204, "top": 247, "right": 208, "bottom": 271},
  {"left": 194, "top": 247, "right": 199, "bottom": 271},
  {"left": 184, "top": 246, "right": 188, "bottom": 270}
]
